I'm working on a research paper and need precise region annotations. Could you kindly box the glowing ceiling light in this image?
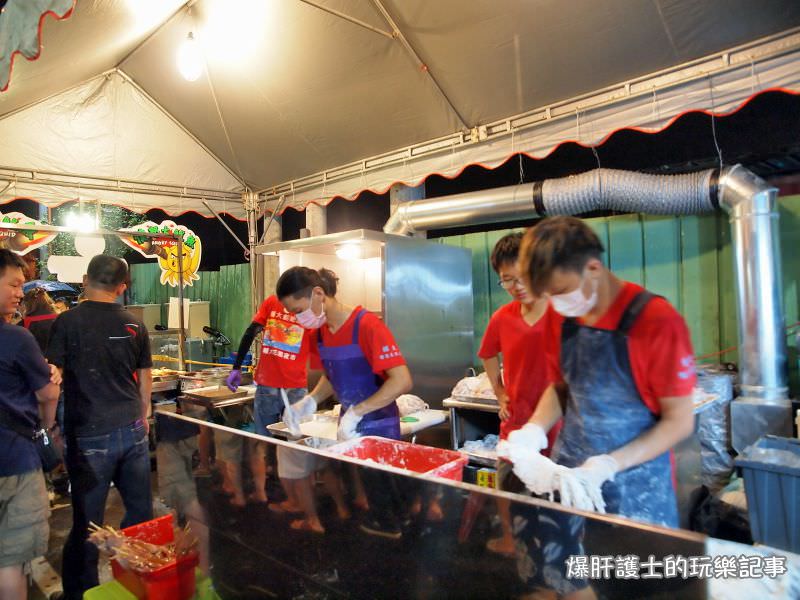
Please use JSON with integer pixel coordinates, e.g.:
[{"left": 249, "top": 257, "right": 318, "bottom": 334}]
[
  {"left": 65, "top": 212, "right": 97, "bottom": 233},
  {"left": 335, "top": 243, "right": 362, "bottom": 261},
  {"left": 177, "top": 32, "right": 203, "bottom": 82},
  {"left": 202, "top": 0, "right": 269, "bottom": 64},
  {"left": 129, "top": 0, "right": 182, "bottom": 35}
]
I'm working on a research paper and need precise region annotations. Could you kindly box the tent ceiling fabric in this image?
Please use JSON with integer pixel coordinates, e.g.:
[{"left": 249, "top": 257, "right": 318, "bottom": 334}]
[
  {"left": 0, "top": 0, "right": 74, "bottom": 92},
  {"left": 275, "top": 29, "right": 800, "bottom": 211},
  {"left": 120, "top": 0, "right": 462, "bottom": 187},
  {"left": 1, "top": 0, "right": 800, "bottom": 216},
  {"left": 0, "top": 0, "right": 185, "bottom": 116},
  {"left": 0, "top": 71, "right": 245, "bottom": 218}
]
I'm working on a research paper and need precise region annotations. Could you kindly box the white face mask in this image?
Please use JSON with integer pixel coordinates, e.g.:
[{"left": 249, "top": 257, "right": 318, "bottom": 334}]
[
  {"left": 550, "top": 274, "right": 598, "bottom": 317},
  {"left": 295, "top": 294, "right": 326, "bottom": 329}
]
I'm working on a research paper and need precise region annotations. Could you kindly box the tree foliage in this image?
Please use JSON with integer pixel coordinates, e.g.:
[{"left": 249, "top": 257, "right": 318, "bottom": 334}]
[{"left": 41, "top": 203, "right": 148, "bottom": 277}]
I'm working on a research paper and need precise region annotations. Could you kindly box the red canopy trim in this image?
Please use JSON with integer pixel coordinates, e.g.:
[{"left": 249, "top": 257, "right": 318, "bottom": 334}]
[{"left": 282, "top": 86, "right": 800, "bottom": 214}]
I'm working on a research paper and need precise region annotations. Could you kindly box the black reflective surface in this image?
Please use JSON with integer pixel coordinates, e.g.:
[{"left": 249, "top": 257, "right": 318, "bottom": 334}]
[{"left": 156, "top": 412, "right": 717, "bottom": 599}]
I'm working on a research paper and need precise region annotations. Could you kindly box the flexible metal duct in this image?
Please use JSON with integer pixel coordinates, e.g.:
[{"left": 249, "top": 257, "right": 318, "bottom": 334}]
[
  {"left": 541, "top": 168, "right": 716, "bottom": 216},
  {"left": 383, "top": 168, "right": 717, "bottom": 236},
  {"left": 384, "top": 166, "right": 792, "bottom": 449}
]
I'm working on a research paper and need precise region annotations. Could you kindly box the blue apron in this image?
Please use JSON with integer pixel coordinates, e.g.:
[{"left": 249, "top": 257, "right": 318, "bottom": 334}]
[
  {"left": 551, "top": 291, "right": 679, "bottom": 527},
  {"left": 318, "top": 309, "right": 401, "bottom": 440}
]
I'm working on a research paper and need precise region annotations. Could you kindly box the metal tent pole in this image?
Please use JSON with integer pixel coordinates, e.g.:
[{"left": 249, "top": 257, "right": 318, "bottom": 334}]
[
  {"left": 176, "top": 235, "right": 187, "bottom": 372},
  {"left": 244, "top": 190, "right": 260, "bottom": 322}
]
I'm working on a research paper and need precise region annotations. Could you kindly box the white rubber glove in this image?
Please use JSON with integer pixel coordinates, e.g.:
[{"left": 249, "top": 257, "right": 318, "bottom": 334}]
[
  {"left": 506, "top": 423, "right": 549, "bottom": 453},
  {"left": 572, "top": 454, "right": 618, "bottom": 488},
  {"left": 337, "top": 409, "right": 363, "bottom": 441},
  {"left": 511, "top": 451, "right": 567, "bottom": 499},
  {"left": 282, "top": 394, "right": 316, "bottom": 436},
  {"left": 554, "top": 468, "right": 604, "bottom": 513},
  {"left": 567, "top": 454, "right": 619, "bottom": 513},
  {"left": 497, "top": 431, "right": 558, "bottom": 500}
]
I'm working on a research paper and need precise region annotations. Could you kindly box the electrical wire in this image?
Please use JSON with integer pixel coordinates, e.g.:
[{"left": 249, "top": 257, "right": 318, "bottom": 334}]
[
  {"left": 708, "top": 76, "right": 724, "bottom": 169},
  {"left": 695, "top": 321, "right": 800, "bottom": 362}
]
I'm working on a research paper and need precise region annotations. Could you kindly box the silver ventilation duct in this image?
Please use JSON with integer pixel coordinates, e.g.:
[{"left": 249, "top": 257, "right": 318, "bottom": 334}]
[
  {"left": 384, "top": 166, "right": 792, "bottom": 450},
  {"left": 383, "top": 183, "right": 541, "bottom": 236}
]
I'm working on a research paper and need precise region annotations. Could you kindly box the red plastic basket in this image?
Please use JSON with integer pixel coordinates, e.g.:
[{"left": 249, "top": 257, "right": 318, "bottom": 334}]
[
  {"left": 110, "top": 514, "right": 199, "bottom": 600},
  {"left": 329, "top": 436, "right": 468, "bottom": 481}
]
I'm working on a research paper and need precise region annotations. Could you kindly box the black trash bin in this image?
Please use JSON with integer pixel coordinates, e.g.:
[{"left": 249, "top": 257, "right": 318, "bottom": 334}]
[{"left": 735, "top": 435, "right": 800, "bottom": 553}]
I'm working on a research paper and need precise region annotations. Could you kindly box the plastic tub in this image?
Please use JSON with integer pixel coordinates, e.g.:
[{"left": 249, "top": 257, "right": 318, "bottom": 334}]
[
  {"left": 328, "top": 436, "right": 468, "bottom": 481},
  {"left": 734, "top": 435, "right": 800, "bottom": 552},
  {"left": 110, "top": 514, "right": 199, "bottom": 600}
]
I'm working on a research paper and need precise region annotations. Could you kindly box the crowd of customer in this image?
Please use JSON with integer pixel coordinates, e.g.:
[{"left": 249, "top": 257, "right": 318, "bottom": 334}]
[{"left": 0, "top": 251, "right": 154, "bottom": 600}]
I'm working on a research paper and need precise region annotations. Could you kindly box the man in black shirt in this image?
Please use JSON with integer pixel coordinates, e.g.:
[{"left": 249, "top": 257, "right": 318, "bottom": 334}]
[{"left": 48, "top": 255, "right": 154, "bottom": 600}]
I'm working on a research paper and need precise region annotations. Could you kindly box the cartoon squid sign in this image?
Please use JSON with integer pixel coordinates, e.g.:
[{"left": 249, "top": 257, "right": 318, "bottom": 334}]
[
  {"left": 0, "top": 211, "right": 57, "bottom": 255},
  {"left": 119, "top": 220, "right": 202, "bottom": 287}
]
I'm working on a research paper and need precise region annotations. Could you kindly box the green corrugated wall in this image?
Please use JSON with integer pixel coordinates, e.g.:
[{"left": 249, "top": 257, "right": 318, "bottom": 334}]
[
  {"left": 440, "top": 195, "right": 800, "bottom": 396},
  {"left": 128, "top": 263, "right": 253, "bottom": 344},
  {"left": 128, "top": 195, "right": 800, "bottom": 395}
]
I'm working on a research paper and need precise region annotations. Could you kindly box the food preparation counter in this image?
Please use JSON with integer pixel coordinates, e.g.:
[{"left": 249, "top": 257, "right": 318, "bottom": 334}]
[
  {"left": 152, "top": 377, "right": 180, "bottom": 393},
  {"left": 179, "top": 384, "right": 257, "bottom": 424},
  {"left": 267, "top": 408, "right": 449, "bottom": 442}
]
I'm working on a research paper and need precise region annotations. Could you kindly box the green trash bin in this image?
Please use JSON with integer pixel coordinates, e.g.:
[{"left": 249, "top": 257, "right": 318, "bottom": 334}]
[{"left": 734, "top": 435, "right": 800, "bottom": 552}]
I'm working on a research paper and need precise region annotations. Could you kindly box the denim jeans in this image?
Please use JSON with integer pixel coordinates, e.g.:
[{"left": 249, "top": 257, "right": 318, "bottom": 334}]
[
  {"left": 62, "top": 420, "right": 153, "bottom": 599},
  {"left": 253, "top": 386, "right": 307, "bottom": 437}
]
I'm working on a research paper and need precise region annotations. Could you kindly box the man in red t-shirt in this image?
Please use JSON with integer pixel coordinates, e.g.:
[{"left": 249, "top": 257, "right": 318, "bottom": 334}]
[
  {"left": 496, "top": 216, "right": 695, "bottom": 598},
  {"left": 225, "top": 295, "right": 312, "bottom": 507},
  {"left": 478, "top": 233, "right": 563, "bottom": 556},
  {"left": 509, "top": 216, "right": 695, "bottom": 527},
  {"left": 478, "top": 233, "right": 562, "bottom": 444}
]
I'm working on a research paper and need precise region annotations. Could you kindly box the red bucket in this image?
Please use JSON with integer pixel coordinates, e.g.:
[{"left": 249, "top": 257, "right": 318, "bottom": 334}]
[
  {"left": 329, "top": 436, "right": 468, "bottom": 481},
  {"left": 110, "top": 514, "right": 199, "bottom": 600}
]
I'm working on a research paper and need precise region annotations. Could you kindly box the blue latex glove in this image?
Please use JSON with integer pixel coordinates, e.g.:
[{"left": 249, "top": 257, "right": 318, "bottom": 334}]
[{"left": 225, "top": 369, "right": 242, "bottom": 392}]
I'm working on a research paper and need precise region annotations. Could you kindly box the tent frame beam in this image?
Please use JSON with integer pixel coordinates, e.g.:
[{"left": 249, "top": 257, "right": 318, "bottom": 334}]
[
  {"left": 116, "top": 69, "right": 246, "bottom": 187},
  {"left": 297, "top": 0, "right": 394, "bottom": 39},
  {"left": 0, "top": 69, "right": 247, "bottom": 193},
  {"left": 0, "top": 165, "right": 241, "bottom": 204},
  {"left": 370, "top": 0, "right": 469, "bottom": 131},
  {"left": 202, "top": 200, "right": 249, "bottom": 256},
  {"left": 257, "top": 26, "right": 800, "bottom": 204},
  {"left": 115, "top": 1, "right": 200, "bottom": 70}
]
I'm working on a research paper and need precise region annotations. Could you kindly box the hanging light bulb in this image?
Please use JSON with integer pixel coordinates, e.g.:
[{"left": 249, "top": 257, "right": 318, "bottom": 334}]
[{"left": 177, "top": 32, "right": 203, "bottom": 81}]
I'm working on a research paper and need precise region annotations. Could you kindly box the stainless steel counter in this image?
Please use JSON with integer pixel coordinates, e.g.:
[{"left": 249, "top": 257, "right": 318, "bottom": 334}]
[
  {"left": 443, "top": 396, "right": 500, "bottom": 467},
  {"left": 152, "top": 378, "right": 180, "bottom": 393}
]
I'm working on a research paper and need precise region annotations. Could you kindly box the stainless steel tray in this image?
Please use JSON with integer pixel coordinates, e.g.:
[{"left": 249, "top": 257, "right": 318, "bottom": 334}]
[
  {"left": 443, "top": 397, "right": 500, "bottom": 413},
  {"left": 298, "top": 436, "right": 340, "bottom": 450},
  {"left": 180, "top": 371, "right": 253, "bottom": 390},
  {"left": 267, "top": 414, "right": 338, "bottom": 440},
  {"left": 182, "top": 385, "right": 254, "bottom": 409}
]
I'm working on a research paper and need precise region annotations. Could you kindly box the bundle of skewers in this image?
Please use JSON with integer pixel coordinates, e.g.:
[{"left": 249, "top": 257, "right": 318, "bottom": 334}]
[{"left": 88, "top": 522, "right": 198, "bottom": 573}]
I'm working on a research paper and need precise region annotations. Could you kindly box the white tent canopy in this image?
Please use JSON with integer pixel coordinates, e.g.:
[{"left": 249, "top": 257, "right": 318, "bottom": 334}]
[
  {"left": 0, "top": 0, "right": 799, "bottom": 219},
  {"left": 0, "top": 71, "right": 244, "bottom": 217}
]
